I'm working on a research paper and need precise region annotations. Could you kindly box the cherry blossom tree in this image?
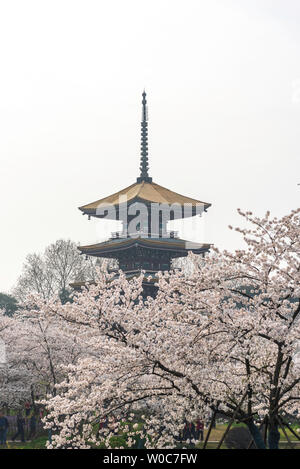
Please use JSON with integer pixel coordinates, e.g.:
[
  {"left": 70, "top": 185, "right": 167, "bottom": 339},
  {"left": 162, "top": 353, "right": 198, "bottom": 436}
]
[
  {"left": 0, "top": 300, "right": 86, "bottom": 411},
  {"left": 152, "top": 208, "right": 300, "bottom": 449},
  {"left": 20, "top": 209, "right": 300, "bottom": 449}
]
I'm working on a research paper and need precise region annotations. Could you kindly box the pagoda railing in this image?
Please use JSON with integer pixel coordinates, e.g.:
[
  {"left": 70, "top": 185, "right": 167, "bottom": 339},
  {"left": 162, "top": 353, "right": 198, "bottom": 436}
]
[{"left": 110, "top": 230, "right": 179, "bottom": 239}]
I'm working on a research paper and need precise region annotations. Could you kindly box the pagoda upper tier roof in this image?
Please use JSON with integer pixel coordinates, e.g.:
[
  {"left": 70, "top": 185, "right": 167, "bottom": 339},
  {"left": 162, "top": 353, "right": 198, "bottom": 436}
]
[{"left": 79, "top": 180, "right": 211, "bottom": 216}]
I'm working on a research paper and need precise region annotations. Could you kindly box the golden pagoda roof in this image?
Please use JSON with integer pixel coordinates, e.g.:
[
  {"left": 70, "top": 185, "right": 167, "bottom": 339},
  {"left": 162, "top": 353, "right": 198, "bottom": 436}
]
[{"left": 79, "top": 180, "right": 211, "bottom": 214}]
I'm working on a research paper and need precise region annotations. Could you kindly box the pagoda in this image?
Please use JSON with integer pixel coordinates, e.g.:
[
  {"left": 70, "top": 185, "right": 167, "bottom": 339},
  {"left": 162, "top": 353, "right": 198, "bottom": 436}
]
[{"left": 78, "top": 91, "right": 211, "bottom": 296}]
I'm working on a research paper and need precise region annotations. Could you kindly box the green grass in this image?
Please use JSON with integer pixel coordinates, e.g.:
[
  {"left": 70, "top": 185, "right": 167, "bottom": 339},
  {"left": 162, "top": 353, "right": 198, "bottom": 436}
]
[
  {"left": 2, "top": 422, "right": 300, "bottom": 449},
  {"left": 5, "top": 436, "right": 48, "bottom": 450}
]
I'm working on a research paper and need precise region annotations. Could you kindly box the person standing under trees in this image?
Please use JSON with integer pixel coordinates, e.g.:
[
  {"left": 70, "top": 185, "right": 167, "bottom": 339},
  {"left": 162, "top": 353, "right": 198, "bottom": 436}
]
[
  {"left": 189, "top": 422, "right": 197, "bottom": 446},
  {"left": 182, "top": 421, "right": 197, "bottom": 446},
  {"left": 12, "top": 413, "right": 25, "bottom": 443},
  {"left": 196, "top": 420, "right": 204, "bottom": 441},
  {"left": 28, "top": 413, "right": 37, "bottom": 440},
  {"left": 24, "top": 401, "right": 31, "bottom": 417},
  {"left": 0, "top": 412, "right": 9, "bottom": 446}
]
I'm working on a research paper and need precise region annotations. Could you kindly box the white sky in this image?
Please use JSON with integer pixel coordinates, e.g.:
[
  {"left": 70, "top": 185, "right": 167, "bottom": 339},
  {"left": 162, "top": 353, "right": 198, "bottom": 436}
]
[{"left": 1, "top": 0, "right": 300, "bottom": 292}]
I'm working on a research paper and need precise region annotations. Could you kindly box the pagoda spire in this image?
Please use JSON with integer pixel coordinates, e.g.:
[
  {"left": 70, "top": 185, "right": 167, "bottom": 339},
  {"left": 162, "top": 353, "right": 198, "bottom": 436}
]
[{"left": 137, "top": 90, "right": 152, "bottom": 183}]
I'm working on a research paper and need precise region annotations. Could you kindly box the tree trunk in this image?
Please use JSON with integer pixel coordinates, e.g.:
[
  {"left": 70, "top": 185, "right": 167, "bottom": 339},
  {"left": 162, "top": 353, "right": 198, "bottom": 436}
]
[
  {"left": 246, "top": 421, "right": 266, "bottom": 449},
  {"left": 268, "top": 420, "right": 280, "bottom": 450}
]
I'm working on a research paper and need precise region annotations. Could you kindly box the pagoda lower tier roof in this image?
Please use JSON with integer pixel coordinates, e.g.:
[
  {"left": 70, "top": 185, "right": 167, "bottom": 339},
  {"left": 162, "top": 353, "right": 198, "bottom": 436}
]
[
  {"left": 79, "top": 180, "right": 211, "bottom": 218},
  {"left": 78, "top": 236, "right": 210, "bottom": 258}
]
